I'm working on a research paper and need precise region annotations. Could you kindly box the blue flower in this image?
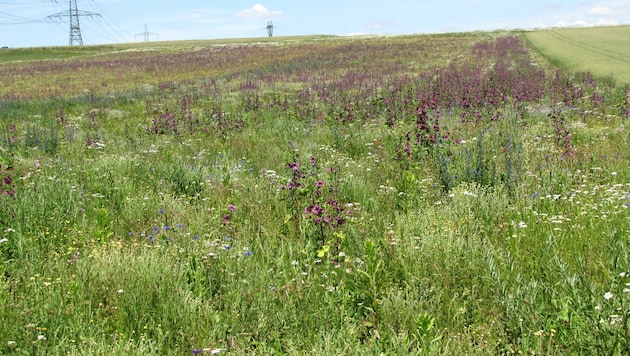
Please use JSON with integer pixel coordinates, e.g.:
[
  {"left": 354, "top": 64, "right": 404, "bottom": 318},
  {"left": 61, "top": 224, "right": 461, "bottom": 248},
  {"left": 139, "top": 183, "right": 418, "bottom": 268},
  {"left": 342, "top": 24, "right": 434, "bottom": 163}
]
[
  {"left": 244, "top": 251, "right": 253, "bottom": 257},
  {"left": 177, "top": 223, "right": 184, "bottom": 229}
]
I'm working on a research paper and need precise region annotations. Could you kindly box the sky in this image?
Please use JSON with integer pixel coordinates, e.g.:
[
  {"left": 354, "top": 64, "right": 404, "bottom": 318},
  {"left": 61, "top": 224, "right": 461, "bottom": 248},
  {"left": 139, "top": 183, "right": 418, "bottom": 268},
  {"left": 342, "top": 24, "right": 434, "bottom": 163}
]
[{"left": 0, "top": 0, "right": 629, "bottom": 48}]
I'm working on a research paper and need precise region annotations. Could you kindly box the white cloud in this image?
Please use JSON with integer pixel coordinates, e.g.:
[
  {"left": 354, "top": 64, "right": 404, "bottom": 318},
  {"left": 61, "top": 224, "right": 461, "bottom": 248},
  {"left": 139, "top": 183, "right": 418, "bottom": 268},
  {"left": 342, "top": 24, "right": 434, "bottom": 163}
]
[
  {"left": 584, "top": 4, "right": 630, "bottom": 23},
  {"left": 588, "top": 6, "right": 614, "bottom": 16},
  {"left": 366, "top": 19, "right": 402, "bottom": 31},
  {"left": 236, "top": 4, "right": 282, "bottom": 19},
  {"left": 533, "top": 2, "right": 630, "bottom": 29}
]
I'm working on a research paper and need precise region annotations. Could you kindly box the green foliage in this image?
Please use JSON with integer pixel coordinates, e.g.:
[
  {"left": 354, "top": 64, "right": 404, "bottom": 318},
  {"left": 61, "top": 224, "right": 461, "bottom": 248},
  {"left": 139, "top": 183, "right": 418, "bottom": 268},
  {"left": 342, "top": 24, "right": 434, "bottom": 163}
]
[
  {"left": 1, "top": 31, "right": 630, "bottom": 355},
  {"left": 22, "top": 122, "right": 60, "bottom": 155}
]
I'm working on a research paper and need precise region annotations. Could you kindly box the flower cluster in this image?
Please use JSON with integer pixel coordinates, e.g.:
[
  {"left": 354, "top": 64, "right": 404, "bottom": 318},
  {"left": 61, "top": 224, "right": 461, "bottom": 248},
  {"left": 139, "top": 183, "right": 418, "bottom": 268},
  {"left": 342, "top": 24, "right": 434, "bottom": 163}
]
[
  {"left": 280, "top": 154, "right": 351, "bottom": 248},
  {"left": 0, "top": 164, "right": 15, "bottom": 197}
]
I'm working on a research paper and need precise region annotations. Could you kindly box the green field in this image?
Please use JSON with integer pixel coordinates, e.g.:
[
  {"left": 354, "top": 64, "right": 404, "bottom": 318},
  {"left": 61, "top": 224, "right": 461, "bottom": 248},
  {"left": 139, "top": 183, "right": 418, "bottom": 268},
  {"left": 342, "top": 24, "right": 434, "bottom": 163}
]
[
  {"left": 526, "top": 25, "right": 630, "bottom": 84},
  {"left": 0, "top": 29, "right": 629, "bottom": 355},
  {"left": 0, "top": 35, "right": 337, "bottom": 63}
]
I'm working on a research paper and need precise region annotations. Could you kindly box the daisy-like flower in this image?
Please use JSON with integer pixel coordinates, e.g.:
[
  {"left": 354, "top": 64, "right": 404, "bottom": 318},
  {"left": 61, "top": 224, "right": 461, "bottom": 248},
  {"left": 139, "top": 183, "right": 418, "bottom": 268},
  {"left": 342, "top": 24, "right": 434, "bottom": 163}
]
[{"left": 604, "top": 291, "right": 614, "bottom": 300}]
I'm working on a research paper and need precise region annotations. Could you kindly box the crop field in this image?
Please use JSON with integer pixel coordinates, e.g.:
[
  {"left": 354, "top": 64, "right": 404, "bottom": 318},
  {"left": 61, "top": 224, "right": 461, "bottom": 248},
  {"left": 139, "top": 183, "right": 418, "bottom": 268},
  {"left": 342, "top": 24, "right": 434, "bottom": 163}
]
[
  {"left": 525, "top": 25, "right": 630, "bottom": 84},
  {"left": 0, "top": 30, "right": 629, "bottom": 354}
]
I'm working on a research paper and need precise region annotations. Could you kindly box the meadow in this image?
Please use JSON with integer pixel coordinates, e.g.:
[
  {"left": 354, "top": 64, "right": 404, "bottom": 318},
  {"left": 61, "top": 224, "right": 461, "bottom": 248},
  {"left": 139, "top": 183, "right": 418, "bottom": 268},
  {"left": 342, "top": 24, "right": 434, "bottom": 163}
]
[{"left": 0, "top": 29, "right": 629, "bottom": 355}]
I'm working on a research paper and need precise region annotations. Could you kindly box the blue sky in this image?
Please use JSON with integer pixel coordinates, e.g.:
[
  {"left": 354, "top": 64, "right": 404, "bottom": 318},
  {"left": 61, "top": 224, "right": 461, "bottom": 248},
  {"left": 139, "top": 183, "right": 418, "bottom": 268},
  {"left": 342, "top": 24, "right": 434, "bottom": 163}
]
[{"left": 1, "top": 0, "right": 629, "bottom": 47}]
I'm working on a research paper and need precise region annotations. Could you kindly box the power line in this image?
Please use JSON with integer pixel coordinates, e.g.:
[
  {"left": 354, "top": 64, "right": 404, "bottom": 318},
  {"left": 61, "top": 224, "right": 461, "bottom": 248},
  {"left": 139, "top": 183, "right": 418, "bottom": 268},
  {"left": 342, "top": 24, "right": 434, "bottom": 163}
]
[
  {"left": 0, "top": 11, "right": 45, "bottom": 24},
  {"left": 86, "top": 14, "right": 126, "bottom": 43},
  {"left": 81, "top": 17, "right": 113, "bottom": 43},
  {"left": 88, "top": 0, "right": 133, "bottom": 41}
]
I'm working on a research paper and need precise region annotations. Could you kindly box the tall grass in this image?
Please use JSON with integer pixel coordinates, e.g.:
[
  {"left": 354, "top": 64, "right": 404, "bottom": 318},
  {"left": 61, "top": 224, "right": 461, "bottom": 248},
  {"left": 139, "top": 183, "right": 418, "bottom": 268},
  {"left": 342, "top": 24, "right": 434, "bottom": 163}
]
[{"left": 1, "top": 31, "right": 629, "bottom": 354}]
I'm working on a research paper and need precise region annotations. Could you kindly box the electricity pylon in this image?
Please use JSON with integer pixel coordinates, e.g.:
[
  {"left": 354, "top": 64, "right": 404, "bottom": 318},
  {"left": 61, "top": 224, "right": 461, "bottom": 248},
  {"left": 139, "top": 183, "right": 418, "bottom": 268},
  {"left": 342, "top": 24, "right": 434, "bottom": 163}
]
[
  {"left": 135, "top": 24, "right": 158, "bottom": 42},
  {"left": 266, "top": 21, "right": 273, "bottom": 37},
  {"left": 47, "top": 0, "right": 101, "bottom": 46}
]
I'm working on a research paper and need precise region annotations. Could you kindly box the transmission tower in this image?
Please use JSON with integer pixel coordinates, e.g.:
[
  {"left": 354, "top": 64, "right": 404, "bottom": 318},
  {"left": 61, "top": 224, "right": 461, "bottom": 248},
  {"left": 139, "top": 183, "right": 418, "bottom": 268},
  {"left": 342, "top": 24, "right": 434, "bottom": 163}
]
[
  {"left": 266, "top": 20, "right": 273, "bottom": 37},
  {"left": 135, "top": 24, "right": 158, "bottom": 42},
  {"left": 47, "top": 0, "right": 101, "bottom": 46}
]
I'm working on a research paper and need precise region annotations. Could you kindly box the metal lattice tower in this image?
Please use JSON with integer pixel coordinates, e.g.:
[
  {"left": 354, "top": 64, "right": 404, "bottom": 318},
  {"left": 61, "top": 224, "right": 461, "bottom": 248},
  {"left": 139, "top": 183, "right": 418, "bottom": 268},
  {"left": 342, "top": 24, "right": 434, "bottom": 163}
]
[
  {"left": 135, "top": 24, "right": 158, "bottom": 42},
  {"left": 266, "top": 21, "right": 273, "bottom": 37},
  {"left": 47, "top": 0, "right": 101, "bottom": 46}
]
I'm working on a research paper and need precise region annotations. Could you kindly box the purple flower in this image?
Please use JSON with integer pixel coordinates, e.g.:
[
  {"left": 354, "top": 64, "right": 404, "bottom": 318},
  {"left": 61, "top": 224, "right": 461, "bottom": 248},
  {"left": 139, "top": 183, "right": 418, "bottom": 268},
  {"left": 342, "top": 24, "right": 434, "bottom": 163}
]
[
  {"left": 287, "top": 161, "right": 299, "bottom": 171},
  {"left": 193, "top": 235, "right": 199, "bottom": 240},
  {"left": 225, "top": 245, "right": 232, "bottom": 251},
  {"left": 312, "top": 205, "right": 323, "bottom": 216},
  {"left": 244, "top": 251, "right": 253, "bottom": 256},
  {"left": 177, "top": 223, "right": 184, "bottom": 229},
  {"left": 229, "top": 204, "right": 236, "bottom": 212},
  {"left": 316, "top": 180, "right": 324, "bottom": 187},
  {"left": 159, "top": 209, "right": 165, "bottom": 214},
  {"left": 192, "top": 349, "right": 202, "bottom": 355}
]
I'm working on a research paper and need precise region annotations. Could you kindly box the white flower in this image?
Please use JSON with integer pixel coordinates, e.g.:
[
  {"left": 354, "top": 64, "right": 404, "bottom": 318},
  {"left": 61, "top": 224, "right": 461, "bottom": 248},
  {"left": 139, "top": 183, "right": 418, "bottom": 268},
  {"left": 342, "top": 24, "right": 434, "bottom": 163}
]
[
  {"left": 518, "top": 221, "right": 527, "bottom": 228},
  {"left": 117, "top": 289, "right": 124, "bottom": 294},
  {"left": 0, "top": 238, "right": 8, "bottom": 244},
  {"left": 37, "top": 335, "right": 46, "bottom": 341},
  {"left": 604, "top": 291, "right": 614, "bottom": 300}
]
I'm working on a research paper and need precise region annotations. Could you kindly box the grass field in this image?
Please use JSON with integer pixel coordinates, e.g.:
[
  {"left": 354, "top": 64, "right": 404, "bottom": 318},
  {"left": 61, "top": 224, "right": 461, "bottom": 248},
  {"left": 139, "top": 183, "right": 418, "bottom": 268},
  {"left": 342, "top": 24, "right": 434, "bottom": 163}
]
[
  {"left": 0, "top": 29, "right": 629, "bottom": 355},
  {"left": 525, "top": 25, "right": 630, "bottom": 84}
]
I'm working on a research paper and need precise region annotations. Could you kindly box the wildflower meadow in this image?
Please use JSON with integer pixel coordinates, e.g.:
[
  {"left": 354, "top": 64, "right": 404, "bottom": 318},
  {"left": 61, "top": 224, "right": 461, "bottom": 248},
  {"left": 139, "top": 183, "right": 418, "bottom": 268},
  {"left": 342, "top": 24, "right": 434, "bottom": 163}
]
[{"left": 0, "top": 28, "right": 629, "bottom": 354}]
